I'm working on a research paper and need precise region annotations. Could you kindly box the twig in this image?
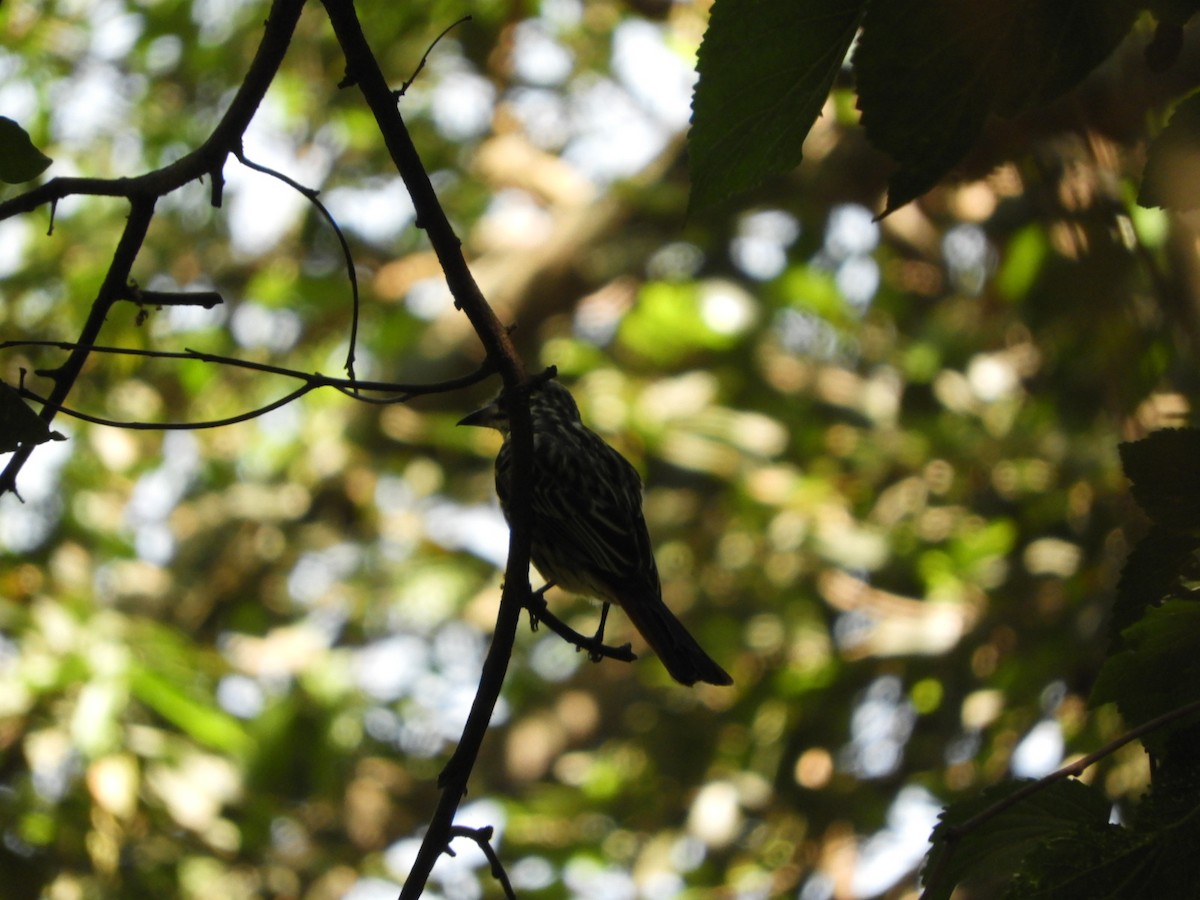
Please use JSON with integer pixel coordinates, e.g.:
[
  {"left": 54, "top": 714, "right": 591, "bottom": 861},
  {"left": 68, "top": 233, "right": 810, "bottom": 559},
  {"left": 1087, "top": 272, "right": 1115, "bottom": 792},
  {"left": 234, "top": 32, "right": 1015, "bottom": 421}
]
[
  {"left": 119, "top": 286, "right": 225, "bottom": 308},
  {"left": 395, "top": 16, "right": 472, "bottom": 99},
  {"left": 0, "top": 196, "right": 156, "bottom": 498},
  {"left": 446, "top": 826, "right": 517, "bottom": 900},
  {"left": 19, "top": 383, "right": 313, "bottom": 431},
  {"left": 3, "top": 340, "right": 493, "bottom": 400},
  {"left": 234, "top": 148, "right": 363, "bottom": 381}
]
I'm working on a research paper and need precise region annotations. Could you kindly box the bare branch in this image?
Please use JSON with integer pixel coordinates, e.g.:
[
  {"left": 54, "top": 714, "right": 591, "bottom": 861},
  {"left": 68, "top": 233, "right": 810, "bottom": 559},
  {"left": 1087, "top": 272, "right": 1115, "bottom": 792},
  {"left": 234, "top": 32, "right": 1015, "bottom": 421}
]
[
  {"left": 395, "top": 16, "right": 472, "bottom": 99},
  {"left": 3, "top": 341, "right": 495, "bottom": 431},
  {"left": 118, "top": 286, "right": 225, "bottom": 308},
  {"left": 319, "top": 4, "right": 536, "bottom": 899},
  {"left": 233, "top": 148, "right": 363, "bottom": 380},
  {"left": 446, "top": 826, "right": 517, "bottom": 900},
  {"left": 18, "top": 382, "right": 315, "bottom": 431},
  {"left": 0, "top": 196, "right": 157, "bottom": 496}
]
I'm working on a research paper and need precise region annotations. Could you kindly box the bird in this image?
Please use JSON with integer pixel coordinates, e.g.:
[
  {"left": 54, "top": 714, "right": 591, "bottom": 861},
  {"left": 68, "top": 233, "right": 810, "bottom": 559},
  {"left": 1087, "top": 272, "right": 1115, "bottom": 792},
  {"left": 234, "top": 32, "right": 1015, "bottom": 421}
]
[{"left": 458, "top": 377, "right": 732, "bottom": 686}]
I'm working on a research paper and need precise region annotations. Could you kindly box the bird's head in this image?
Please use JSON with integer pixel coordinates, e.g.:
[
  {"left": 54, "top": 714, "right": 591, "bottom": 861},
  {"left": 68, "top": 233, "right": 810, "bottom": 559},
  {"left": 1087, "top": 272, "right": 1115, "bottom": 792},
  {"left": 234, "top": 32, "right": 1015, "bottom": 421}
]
[{"left": 458, "top": 378, "right": 582, "bottom": 436}]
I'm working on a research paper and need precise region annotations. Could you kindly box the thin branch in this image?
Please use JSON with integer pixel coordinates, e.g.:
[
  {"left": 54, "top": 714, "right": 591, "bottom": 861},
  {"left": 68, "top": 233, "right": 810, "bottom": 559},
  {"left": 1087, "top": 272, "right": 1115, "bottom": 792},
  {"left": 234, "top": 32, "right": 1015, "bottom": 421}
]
[
  {"left": 0, "top": 195, "right": 157, "bottom": 497},
  {"left": 446, "top": 826, "right": 517, "bottom": 900},
  {"left": 233, "top": 148, "right": 363, "bottom": 381},
  {"left": 119, "top": 286, "right": 225, "bottom": 308},
  {"left": 0, "top": 0, "right": 307, "bottom": 224},
  {"left": 395, "top": 16, "right": 472, "bottom": 99},
  {"left": 18, "top": 383, "right": 314, "bottom": 431},
  {"left": 3, "top": 341, "right": 492, "bottom": 400},
  {"left": 0, "top": 0, "right": 308, "bottom": 498}
]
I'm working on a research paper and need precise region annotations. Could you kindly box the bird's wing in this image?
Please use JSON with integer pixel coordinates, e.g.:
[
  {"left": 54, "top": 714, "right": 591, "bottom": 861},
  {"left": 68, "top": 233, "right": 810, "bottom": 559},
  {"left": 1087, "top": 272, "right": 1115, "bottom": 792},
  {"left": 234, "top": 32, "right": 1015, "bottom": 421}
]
[
  {"left": 541, "top": 435, "right": 656, "bottom": 583},
  {"left": 495, "top": 429, "right": 658, "bottom": 598}
]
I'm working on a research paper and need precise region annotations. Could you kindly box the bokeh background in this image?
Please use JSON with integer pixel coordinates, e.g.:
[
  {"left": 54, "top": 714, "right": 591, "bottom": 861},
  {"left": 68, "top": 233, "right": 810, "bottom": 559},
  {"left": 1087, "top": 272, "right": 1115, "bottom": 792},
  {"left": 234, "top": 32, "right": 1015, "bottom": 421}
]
[{"left": 2, "top": 2, "right": 1196, "bottom": 898}]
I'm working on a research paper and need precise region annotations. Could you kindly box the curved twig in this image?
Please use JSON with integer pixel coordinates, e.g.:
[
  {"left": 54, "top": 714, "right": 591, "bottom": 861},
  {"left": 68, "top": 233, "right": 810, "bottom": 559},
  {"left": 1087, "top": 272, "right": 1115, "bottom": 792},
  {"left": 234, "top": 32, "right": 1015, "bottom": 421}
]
[
  {"left": 395, "top": 16, "right": 472, "bottom": 99},
  {"left": 18, "top": 383, "right": 315, "bottom": 431},
  {"left": 233, "top": 148, "right": 362, "bottom": 381}
]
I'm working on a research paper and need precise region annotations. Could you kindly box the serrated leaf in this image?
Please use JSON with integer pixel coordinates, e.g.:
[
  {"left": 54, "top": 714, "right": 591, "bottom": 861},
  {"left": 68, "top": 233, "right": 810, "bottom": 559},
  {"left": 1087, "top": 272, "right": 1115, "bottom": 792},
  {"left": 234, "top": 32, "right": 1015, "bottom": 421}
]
[
  {"left": 922, "top": 778, "right": 1111, "bottom": 900},
  {"left": 1110, "top": 526, "right": 1199, "bottom": 641},
  {"left": 0, "top": 117, "right": 52, "bottom": 184},
  {"left": 1004, "top": 823, "right": 1158, "bottom": 899},
  {"left": 1119, "top": 428, "right": 1200, "bottom": 528},
  {"left": 854, "top": 0, "right": 1139, "bottom": 214},
  {"left": 1091, "top": 600, "right": 1200, "bottom": 753},
  {"left": 688, "top": 0, "right": 867, "bottom": 213},
  {"left": 0, "top": 381, "right": 66, "bottom": 453},
  {"left": 1139, "top": 93, "right": 1200, "bottom": 209}
]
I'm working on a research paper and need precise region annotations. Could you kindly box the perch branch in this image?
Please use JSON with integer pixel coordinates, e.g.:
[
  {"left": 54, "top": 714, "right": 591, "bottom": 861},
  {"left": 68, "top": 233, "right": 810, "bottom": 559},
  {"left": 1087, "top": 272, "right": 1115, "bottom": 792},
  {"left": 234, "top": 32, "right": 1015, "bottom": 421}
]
[{"left": 319, "top": 4, "right": 535, "bottom": 899}]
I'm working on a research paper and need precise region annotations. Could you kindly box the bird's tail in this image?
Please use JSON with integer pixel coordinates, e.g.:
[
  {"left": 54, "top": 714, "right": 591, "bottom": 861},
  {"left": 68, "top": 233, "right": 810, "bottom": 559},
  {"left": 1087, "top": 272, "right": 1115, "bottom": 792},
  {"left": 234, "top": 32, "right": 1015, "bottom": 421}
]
[{"left": 621, "top": 595, "right": 733, "bottom": 687}]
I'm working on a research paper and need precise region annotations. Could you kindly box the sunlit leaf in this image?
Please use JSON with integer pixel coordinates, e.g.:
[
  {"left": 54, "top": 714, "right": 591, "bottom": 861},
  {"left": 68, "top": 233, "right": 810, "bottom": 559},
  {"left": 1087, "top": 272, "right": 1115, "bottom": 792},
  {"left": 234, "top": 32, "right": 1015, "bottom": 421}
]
[
  {"left": 130, "top": 666, "right": 251, "bottom": 757},
  {"left": 617, "top": 282, "right": 742, "bottom": 364}
]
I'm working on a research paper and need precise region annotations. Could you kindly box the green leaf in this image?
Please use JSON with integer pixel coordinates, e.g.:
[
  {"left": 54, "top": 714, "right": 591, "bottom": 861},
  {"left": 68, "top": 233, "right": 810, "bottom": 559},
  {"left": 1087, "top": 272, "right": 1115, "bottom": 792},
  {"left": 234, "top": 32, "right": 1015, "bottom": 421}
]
[
  {"left": 688, "top": 0, "right": 867, "bottom": 213},
  {"left": 0, "top": 117, "right": 52, "bottom": 183},
  {"left": 130, "top": 665, "right": 252, "bottom": 756},
  {"left": 1110, "top": 526, "right": 1198, "bottom": 641},
  {"left": 854, "top": 0, "right": 1139, "bottom": 214},
  {"left": 1009, "top": 752, "right": 1200, "bottom": 898},
  {"left": 0, "top": 381, "right": 66, "bottom": 453},
  {"left": 1003, "top": 822, "right": 1157, "bottom": 899},
  {"left": 922, "top": 778, "right": 1112, "bottom": 900},
  {"left": 1091, "top": 600, "right": 1200, "bottom": 752},
  {"left": 1119, "top": 428, "right": 1200, "bottom": 529},
  {"left": 1139, "top": 92, "right": 1200, "bottom": 209}
]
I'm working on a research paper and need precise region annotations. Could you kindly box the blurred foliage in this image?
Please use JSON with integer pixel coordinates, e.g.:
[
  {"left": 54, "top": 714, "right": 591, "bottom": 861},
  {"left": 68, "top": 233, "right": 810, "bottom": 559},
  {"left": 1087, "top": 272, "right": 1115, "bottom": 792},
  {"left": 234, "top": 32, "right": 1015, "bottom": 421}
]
[{"left": 3, "top": 1, "right": 1200, "bottom": 899}]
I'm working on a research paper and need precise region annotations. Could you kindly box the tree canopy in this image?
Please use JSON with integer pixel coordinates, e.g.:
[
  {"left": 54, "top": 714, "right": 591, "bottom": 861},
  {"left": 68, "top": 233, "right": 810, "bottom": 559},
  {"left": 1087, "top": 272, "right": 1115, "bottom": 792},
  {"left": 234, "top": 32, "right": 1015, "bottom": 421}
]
[{"left": 3, "top": 1, "right": 1200, "bottom": 898}]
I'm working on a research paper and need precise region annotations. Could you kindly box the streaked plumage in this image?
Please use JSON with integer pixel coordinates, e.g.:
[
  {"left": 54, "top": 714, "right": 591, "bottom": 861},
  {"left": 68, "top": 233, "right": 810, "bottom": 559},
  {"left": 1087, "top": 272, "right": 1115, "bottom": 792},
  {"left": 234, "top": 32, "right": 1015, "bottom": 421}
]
[{"left": 459, "top": 379, "right": 732, "bottom": 687}]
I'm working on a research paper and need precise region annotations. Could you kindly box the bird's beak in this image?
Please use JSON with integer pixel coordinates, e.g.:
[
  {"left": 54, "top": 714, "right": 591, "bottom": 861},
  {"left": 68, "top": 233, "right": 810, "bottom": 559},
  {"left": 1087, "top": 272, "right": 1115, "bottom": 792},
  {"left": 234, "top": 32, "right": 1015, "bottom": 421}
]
[{"left": 457, "top": 401, "right": 503, "bottom": 429}]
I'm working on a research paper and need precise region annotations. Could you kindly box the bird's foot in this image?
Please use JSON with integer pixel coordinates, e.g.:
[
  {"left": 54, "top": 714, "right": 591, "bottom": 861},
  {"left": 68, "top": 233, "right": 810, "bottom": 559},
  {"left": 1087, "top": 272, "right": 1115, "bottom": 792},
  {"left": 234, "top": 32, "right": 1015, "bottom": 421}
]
[{"left": 584, "top": 603, "right": 611, "bottom": 663}]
